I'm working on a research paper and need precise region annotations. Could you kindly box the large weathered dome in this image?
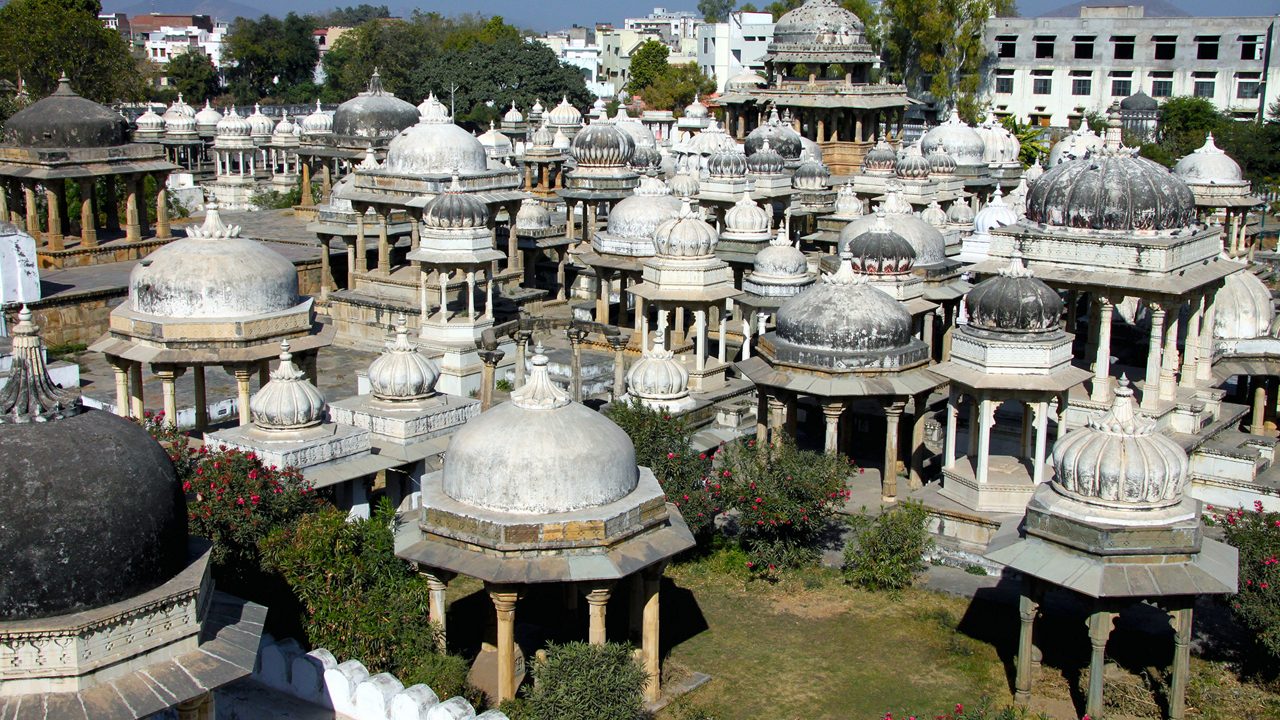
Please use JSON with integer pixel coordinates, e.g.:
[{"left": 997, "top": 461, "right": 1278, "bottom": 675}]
[
  {"left": 839, "top": 208, "right": 946, "bottom": 267},
  {"left": 607, "top": 176, "right": 681, "bottom": 239},
  {"left": 384, "top": 116, "right": 489, "bottom": 174},
  {"left": 1214, "top": 268, "right": 1274, "bottom": 342},
  {"left": 772, "top": 0, "right": 865, "bottom": 45},
  {"left": 442, "top": 351, "right": 638, "bottom": 514},
  {"left": 3, "top": 76, "right": 128, "bottom": 148},
  {"left": 129, "top": 204, "right": 301, "bottom": 319},
  {"left": 1174, "top": 133, "right": 1244, "bottom": 185},
  {"left": 1048, "top": 124, "right": 1103, "bottom": 167},
  {"left": 331, "top": 71, "right": 420, "bottom": 139},
  {"left": 1025, "top": 145, "right": 1197, "bottom": 231},
  {"left": 776, "top": 255, "right": 913, "bottom": 355},
  {"left": 744, "top": 108, "right": 803, "bottom": 160},
  {"left": 921, "top": 109, "right": 985, "bottom": 168},
  {"left": 964, "top": 257, "right": 1062, "bottom": 333},
  {"left": 572, "top": 120, "right": 635, "bottom": 167},
  {"left": 0, "top": 311, "right": 186, "bottom": 620}
]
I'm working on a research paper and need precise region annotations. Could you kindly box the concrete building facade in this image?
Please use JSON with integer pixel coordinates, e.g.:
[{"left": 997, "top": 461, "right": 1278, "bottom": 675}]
[{"left": 696, "top": 11, "right": 776, "bottom": 93}]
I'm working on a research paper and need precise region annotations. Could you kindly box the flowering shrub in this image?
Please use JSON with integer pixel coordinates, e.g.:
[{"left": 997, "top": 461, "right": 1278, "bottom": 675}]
[
  {"left": 843, "top": 502, "right": 933, "bottom": 591},
  {"left": 604, "top": 400, "right": 714, "bottom": 536},
  {"left": 1206, "top": 500, "right": 1280, "bottom": 663}
]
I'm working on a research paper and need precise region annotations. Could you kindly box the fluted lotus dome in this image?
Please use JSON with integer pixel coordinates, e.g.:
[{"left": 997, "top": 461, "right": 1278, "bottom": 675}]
[
  {"left": 129, "top": 203, "right": 300, "bottom": 319},
  {"left": 367, "top": 319, "right": 440, "bottom": 401},
  {"left": 162, "top": 96, "right": 191, "bottom": 125},
  {"left": 753, "top": 233, "right": 809, "bottom": 279},
  {"left": 747, "top": 138, "right": 786, "bottom": 174},
  {"left": 948, "top": 199, "right": 976, "bottom": 224},
  {"left": 928, "top": 146, "right": 957, "bottom": 175},
  {"left": 547, "top": 96, "right": 583, "bottom": 127},
  {"left": 627, "top": 336, "right": 689, "bottom": 401},
  {"left": 653, "top": 201, "right": 718, "bottom": 257},
  {"left": 1048, "top": 124, "right": 1102, "bottom": 167},
  {"left": 531, "top": 98, "right": 545, "bottom": 116},
  {"left": 834, "top": 183, "right": 865, "bottom": 218},
  {"left": 422, "top": 177, "right": 490, "bottom": 229},
  {"left": 384, "top": 111, "right": 489, "bottom": 175},
  {"left": 246, "top": 104, "right": 274, "bottom": 138},
  {"left": 1026, "top": 139, "right": 1197, "bottom": 232},
  {"left": 1024, "top": 158, "right": 1045, "bottom": 183},
  {"left": 726, "top": 70, "right": 767, "bottom": 92},
  {"left": 974, "top": 186, "right": 1019, "bottom": 234},
  {"left": 607, "top": 176, "right": 681, "bottom": 239},
  {"left": 965, "top": 257, "right": 1062, "bottom": 333},
  {"left": 630, "top": 144, "right": 663, "bottom": 172},
  {"left": 726, "top": 191, "right": 771, "bottom": 234},
  {"left": 273, "top": 111, "right": 297, "bottom": 138},
  {"left": 708, "top": 148, "right": 748, "bottom": 178},
  {"left": 840, "top": 206, "right": 946, "bottom": 267},
  {"left": 302, "top": 99, "right": 333, "bottom": 135},
  {"left": 165, "top": 111, "right": 196, "bottom": 138},
  {"left": 669, "top": 170, "right": 700, "bottom": 198},
  {"left": 1051, "top": 378, "right": 1189, "bottom": 510},
  {"left": 683, "top": 94, "right": 709, "bottom": 119},
  {"left": 776, "top": 253, "right": 913, "bottom": 354},
  {"left": 1214, "top": 268, "right": 1274, "bottom": 341},
  {"left": 215, "top": 107, "right": 251, "bottom": 137},
  {"left": 745, "top": 108, "right": 803, "bottom": 160},
  {"left": 530, "top": 121, "right": 555, "bottom": 148},
  {"left": 1174, "top": 133, "right": 1244, "bottom": 185},
  {"left": 922, "top": 109, "right": 986, "bottom": 168},
  {"left": 417, "top": 93, "right": 449, "bottom": 123},
  {"left": 895, "top": 144, "right": 931, "bottom": 179},
  {"left": 683, "top": 120, "right": 737, "bottom": 157},
  {"left": 773, "top": 0, "right": 866, "bottom": 45},
  {"left": 862, "top": 138, "right": 897, "bottom": 174},
  {"left": 135, "top": 107, "right": 165, "bottom": 135},
  {"left": 332, "top": 70, "right": 420, "bottom": 139},
  {"left": 846, "top": 212, "right": 915, "bottom": 275},
  {"left": 503, "top": 102, "right": 523, "bottom": 123},
  {"left": 442, "top": 350, "right": 638, "bottom": 514},
  {"left": 921, "top": 200, "right": 948, "bottom": 228},
  {"left": 516, "top": 199, "right": 553, "bottom": 230},
  {"left": 571, "top": 120, "right": 635, "bottom": 167},
  {"left": 975, "top": 116, "right": 1020, "bottom": 164},
  {"left": 793, "top": 154, "right": 829, "bottom": 190},
  {"left": 250, "top": 342, "right": 327, "bottom": 431}
]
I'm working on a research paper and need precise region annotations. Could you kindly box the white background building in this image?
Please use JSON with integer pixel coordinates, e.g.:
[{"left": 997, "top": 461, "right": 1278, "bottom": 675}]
[
  {"left": 537, "top": 30, "right": 612, "bottom": 98},
  {"left": 696, "top": 11, "right": 775, "bottom": 93},
  {"left": 144, "top": 23, "right": 229, "bottom": 72},
  {"left": 624, "top": 7, "right": 701, "bottom": 45}
]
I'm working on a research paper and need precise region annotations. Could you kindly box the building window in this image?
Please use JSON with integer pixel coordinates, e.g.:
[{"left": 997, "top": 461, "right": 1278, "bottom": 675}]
[
  {"left": 1193, "top": 72, "right": 1216, "bottom": 98},
  {"left": 1032, "top": 71, "right": 1052, "bottom": 95},
  {"left": 1034, "top": 35, "right": 1055, "bottom": 59},
  {"left": 1072, "top": 77, "right": 1091, "bottom": 95},
  {"left": 1074, "top": 36, "right": 1094, "bottom": 59},
  {"left": 1238, "top": 80, "right": 1261, "bottom": 99},
  {"left": 1151, "top": 77, "right": 1173, "bottom": 97},
  {"left": 703, "top": 38, "right": 708, "bottom": 53},
  {"left": 1112, "top": 35, "right": 1134, "bottom": 59},
  {"left": 997, "top": 35, "right": 1017, "bottom": 58},
  {"left": 1196, "top": 35, "right": 1219, "bottom": 60},
  {"left": 1240, "top": 35, "right": 1262, "bottom": 60},
  {"left": 1153, "top": 35, "right": 1176, "bottom": 60},
  {"left": 995, "top": 70, "right": 1014, "bottom": 94},
  {"left": 1111, "top": 79, "right": 1131, "bottom": 96}
]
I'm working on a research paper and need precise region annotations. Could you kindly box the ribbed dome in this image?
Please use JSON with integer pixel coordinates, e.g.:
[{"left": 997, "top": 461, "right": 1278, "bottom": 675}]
[
  {"left": 516, "top": 199, "right": 553, "bottom": 230},
  {"left": 1026, "top": 142, "right": 1197, "bottom": 232},
  {"left": 846, "top": 212, "right": 915, "bottom": 275},
  {"left": 840, "top": 207, "right": 947, "bottom": 267},
  {"left": 922, "top": 109, "right": 985, "bottom": 168},
  {"left": 974, "top": 186, "right": 1019, "bottom": 234},
  {"left": 302, "top": 99, "right": 333, "bottom": 135},
  {"left": 129, "top": 203, "right": 300, "bottom": 319},
  {"left": 422, "top": 178, "right": 490, "bottom": 229},
  {"left": 793, "top": 154, "right": 830, "bottom": 190},
  {"left": 753, "top": 233, "right": 809, "bottom": 280},
  {"left": 531, "top": 121, "right": 555, "bottom": 147},
  {"left": 776, "top": 254, "right": 913, "bottom": 354},
  {"left": 895, "top": 144, "right": 931, "bottom": 179},
  {"left": 0, "top": 311, "right": 186, "bottom": 621},
  {"left": 773, "top": 0, "right": 865, "bottom": 45},
  {"left": 964, "top": 257, "right": 1062, "bottom": 333},
  {"left": 250, "top": 341, "right": 327, "bottom": 431},
  {"left": 1174, "top": 133, "right": 1244, "bottom": 185},
  {"left": 948, "top": 200, "right": 976, "bottom": 224},
  {"left": 1214, "top": 268, "right": 1274, "bottom": 341},
  {"left": 135, "top": 107, "right": 165, "bottom": 134},
  {"left": 683, "top": 94, "right": 708, "bottom": 119},
  {"left": 614, "top": 109, "right": 658, "bottom": 149},
  {"left": 921, "top": 200, "right": 948, "bottom": 228},
  {"left": 1119, "top": 90, "right": 1158, "bottom": 112},
  {"left": 834, "top": 183, "right": 865, "bottom": 218},
  {"left": 571, "top": 120, "right": 635, "bottom": 167},
  {"left": 332, "top": 70, "right": 420, "bottom": 139},
  {"left": 531, "top": 98, "right": 545, "bottom": 115},
  {"left": 975, "top": 117, "right": 1020, "bottom": 164},
  {"left": 1051, "top": 378, "right": 1189, "bottom": 510},
  {"left": 1048, "top": 124, "right": 1102, "bottom": 167},
  {"left": 708, "top": 148, "right": 748, "bottom": 178},
  {"left": 247, "top": 104, "right": 274, "bottom": 137},
  {"left": 607, "top": 176, "right": 681, "bottom": 238},
  {"left": 442, "top": 350, "right": 638, "bottom": 514},
  {"left": 165, "top": 112, "right": 196, "bottom": 138},
  {"left": 683, "top": 120, "right": 737, "bottom": 156},
  {"left": 552, "top": 129, "right": 571, "bottom": 149},
  {"left": 417, "top": 94, "right": 449, "bottom": 122},
  {"left": 547, "top": 96, "right": 583, "bottom": 127},
  {"left": 216, "top": 107, "right": 251, "bottom": 137},
  {"left": 747, "top": 138, "right": 786, "bottom": 174},
  {"left": 745, "top": 107, "right": 803, "bottom": 160},
  {"left": 4, "top": 76, "right": 128, "bottom": 148},
  {"left": 670, "top": 170, "right": 700, "bottom": 198},
  {"left": 726, "top": 70, "right": 767, "bottom": 92},
  {"left": 862, "top": 138, "right": 897, "bottom": 174},
  {"left": 630, "top": 144, "right": 663, "bottom": 172},
  {"left": 1024, "top": 158, "right": 1045, "bottom": 183},
  {"left": 273, "top": 111, "right": 297, "bottom": 138},
  {"left": 653, "top": 201, "right": 718, "bottom": 256},
  {"left": 503, "top": 102, "right": 523, "bottom": 123},
  {"left": 627, "top": 335, "right": 689, "bottom": 400},
  {"left": 384, "top": 116, "right": 489, "bottom": 175},
  {"left": 367, "top": 319, "right": 440, "bottom": 401},
  {"left": 928, "top": 146, "right": 957, "bottom": 175},
  {"left": 725, "top": 191, "right": 770, "bottom": 233}
]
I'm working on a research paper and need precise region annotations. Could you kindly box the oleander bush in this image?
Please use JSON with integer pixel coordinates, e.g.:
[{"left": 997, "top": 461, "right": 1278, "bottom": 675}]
[
  {"left": 1206, "top": 500, "right": 1280, "bottom": 668},
  {"left": 843, "top": 502, "right": 933, "bottom": 591}
]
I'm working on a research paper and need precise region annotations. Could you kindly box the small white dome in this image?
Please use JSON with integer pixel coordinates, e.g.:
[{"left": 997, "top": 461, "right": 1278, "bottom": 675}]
[
  {"left": 922, "top": 109, "right": 985, "bottom": 168},
  {"left": 1024, "top": 157, "right": 1044, "bottom": 183},
  {"left": 516, "top": 199, "right": 552, "bottom": 230},
  {"left": 547, "top": 96, "right": 582, "bottom": 127},
  {"left": 669, "top": 170, "right": 700, "bottom": 198},
  {"left": 503, "top": 101, "right": 523, "bottom": 123},
  {"left": 367, "top": 319, "right": 440, "bottom": 401},
  {"left": 215, "top": 107, "right": 251, "bottom": 137},
  {"left": 834, "top": 183, "right": 865, "bottom": 218},
  {"left": 1048, "top": 124, "right": 1103, "bottom": 167},
  {"left": 607, "top": 176, "right": 681, "bottom": 239},
  {"left": 302, "top": 99, "right": 333, "bottom": 135},
  {"left": 246, "top": 104, "right": 273, "bottom": 138},
  {"left": 725, "top": 70, "right": 767, "bottom": 92},
  {"left": 683, "top": 94, "right": 708, "bottom": 119},
  {"left": 165, "top": 113, "right": 196, "bottom": 138},
  {"left": 1174, "top": 133, "right": 1244, "bottom": 185},
  {"left": 725, "top": 191, "right": 770, "bottom": 234},
  {"left": 273, "top": 111, "right": 297, "bottom": 138},
  {"left": 974, "top": 187, "right": 1018, "bottom": 234},
  {"left": 135, "top": 107, "right": 165, "bottom": 133},
  {"left": 948, "top": 200, "right": 976, "bottom": 224},
  {"left": 478, "top": 121, "right": 513, "bottom": 156},
  {"left": 975, "top": 116, "right": 1020, "bottom": 164},
  {"left": 626, "top": 335, "right": 690, "bottom": 402},
  {"left": 194, "top": 101, "right": 221, "bottom": 130},
  {"left": 653, "top": 200, "right": 718, "bottom": 257},
  {"left": 418, "top": 93, "right": 449, "bottom": 122},
  {"left": 552, "top": 129, "right": 571, "bottom": 150},
  {"left": 250, "top": 341, "right": 328, "bottom": 431},
  {"left": 753, "top": 233, "right": 808, "bottom": 279},
  {"left": 894, "top": 143, "right": 931, "bottom": 179},
  {"left": 1215, "top": 267, "right": 1274, "bottom": 342},
  {"left": 921, "top": 200, "right": 948, "bottom": 228}
]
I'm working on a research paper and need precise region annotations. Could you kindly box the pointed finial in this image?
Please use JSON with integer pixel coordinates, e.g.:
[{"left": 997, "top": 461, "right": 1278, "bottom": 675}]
[
  {"left": 0, "top": 305, "right": 80, "bottom": 422},
  {"left": 512, "top": 343, "right": 571, "bottom": 410}
]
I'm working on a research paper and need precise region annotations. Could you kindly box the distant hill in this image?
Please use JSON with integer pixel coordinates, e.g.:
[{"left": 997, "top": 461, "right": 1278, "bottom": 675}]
[
  {"left": 1039, "top": 0, "right": 1192, "bottom": 17},
  {"left": 102, "top": 0, "right": 265, "bottom": 22}
]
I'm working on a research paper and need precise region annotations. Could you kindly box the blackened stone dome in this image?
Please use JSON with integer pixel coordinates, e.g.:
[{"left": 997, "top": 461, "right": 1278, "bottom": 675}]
[
  {"left": 776, "top": 255, "right": 913, "bottom": 354},
  {"left": 964, "top": 258, "right": 1063, "bottom": 333},
  {"left": 847, "top": 214, "right": 915, "bottom": 275},
  {"left": 1120, "top": 90, "right": 1158, "bottom": 112},
  {"left": 745, "top": 108, "right": 803, "bottom": 160},
  {"left": 331, "top": 71, "right": 420, "bottom": 140},
  {"left": 1025, "top": 147, "right": 1197, "bottom": 231},
  {"left": 3, "top": 76, "right": 128, "bottom": 148}
]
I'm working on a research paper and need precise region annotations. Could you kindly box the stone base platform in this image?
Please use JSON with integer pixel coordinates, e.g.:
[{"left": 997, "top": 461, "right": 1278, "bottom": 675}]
[
  {"left": 204, "top": 423, "right": 372, "bottom": 471},
  {"left": 939, "top": 455, "right": 1037, "bottom": 513},
  {"left": 329, "top": 392, "right": 480, "bottom": 445},
  {"left": 914, "top": 483, "right": 1015, "bottom": 557},
  {"left": 37, "top": 235, "right": 172, "bottom": 269}
]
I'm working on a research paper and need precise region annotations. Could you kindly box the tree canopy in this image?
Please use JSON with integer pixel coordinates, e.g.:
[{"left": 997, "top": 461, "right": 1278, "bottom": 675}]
[
  {"left": 626, "top": 40, "right": 669, "bottom": 95},
  {"left": 640, "top": 62, "right": 716, "bottom": 113},
  {"left": 698, "top": 0, "right": 736, "bottom": 23},
  {"left": 314, "top": 4, "right": 391, "bottom": 27},
  {"left": 0, "top": 0, "right": 143, "bottom": 103},
  {"left": 165, "top": 49, "right": 221, "bottom": 104},
  {"left": 222, "top": 13, "right": 319, "bottom": 103}
]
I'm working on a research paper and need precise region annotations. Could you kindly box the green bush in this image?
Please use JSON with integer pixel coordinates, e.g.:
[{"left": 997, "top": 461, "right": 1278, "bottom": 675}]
[
  {"left": 1207, "top": 501, "right": 1280, "bottom": 666},
  {"left": 250, "top": 186, "right": 303, "bottom": 210},
  {"left": 261, "top": 500, "right": 477, "bottom": 701},
  {"left": 842, "top": 502, "right": 933, "bottom": 591},
  {"left": 525, "top": 641, "right": 649, "bottom": 720}
]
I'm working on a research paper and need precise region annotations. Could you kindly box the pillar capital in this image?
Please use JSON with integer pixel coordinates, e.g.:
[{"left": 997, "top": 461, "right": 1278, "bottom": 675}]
[
  {"left": 582, "top": 582, "right": 615, "bottom": 606},
  {"left": 485, "top": 583, "right": 521, "bottom": 612},
  {"left": 420, "top": 568, "right": 456, "bottom": 591},
  {"left": 479, "top": 348, "right": 506, "bottom": 368}
]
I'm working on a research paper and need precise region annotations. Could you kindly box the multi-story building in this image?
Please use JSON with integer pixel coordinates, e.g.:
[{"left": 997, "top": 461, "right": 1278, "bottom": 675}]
[
  {"left": 129, "top": 13, "right": 215, "bottom": 37},
  {"left": 143, "top": 22, "right": 230, "bottom": 76},
  {"left": 536, "top": 29, "right": 611, "bottom": 98},
  {"left": 624, "top": 7, "right": 701, "bottom": 46},
  {"left": 982, "top": 5, "right": 1280, "bottom": 127},
  {"left": 98, "top": 12, "right": 130, "bottom": 35},
  {"left": 599, "top": 27, "right": 698, "bottom": 94},
  {"left": 696, "top": 11, "right": 775, "bottom": 93}
]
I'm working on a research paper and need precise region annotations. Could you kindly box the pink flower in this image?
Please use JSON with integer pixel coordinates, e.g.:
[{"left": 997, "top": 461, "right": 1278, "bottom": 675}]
[{"left": 667, "top": 452, "right": 675, "bottom": 459}]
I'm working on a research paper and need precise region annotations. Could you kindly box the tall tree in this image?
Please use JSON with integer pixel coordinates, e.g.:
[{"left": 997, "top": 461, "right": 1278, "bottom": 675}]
[
  {"left": 640, "top": 62, "right": 716, "bottom": 112},
  {"left": 165, "top": 49, "right": 220, "bottom": 104},
  {"left": 0, "top": 0, "right": 142, "bottom": 103},
  {"left": 223, "top": 13, "right": 319, "bottom": 102},
  {"left": 878, "top": 0, "right": 1014, "bottom": 118},
  {"left": 698, "top": 0, "right": 736, "bottom": 23},
  {"left": 625, "top": 40, "right": 669, "bottom": 95},
  {"left": 314, "top": 4, "right": 390, "bottom": 26}
]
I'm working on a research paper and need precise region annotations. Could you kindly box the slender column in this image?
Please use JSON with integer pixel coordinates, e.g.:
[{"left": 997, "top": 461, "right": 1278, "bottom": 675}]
[
  {"left": 135, "top": 175, "right": 148, "bottom": 233},
  {"left": 567, "top": 327, "right": 585, "bottom": 402},
  {"left": 1057, "top": 392, "right": 1070, "bottom": 439},
  {"left": 515, "top": 331, "right": 531, "bottom": 387},
  {"left": 822, "top": 401, "right": 844, "bottom": 455},
  {"left": 22, "top": 181, "right": 38, "bottom": 237},
  {"left": 694, "top": 309, "right": 707, "bottom": 372},
  {"left": 320, "top": 163, "right": 332, "bottom": 204},
  {"left": 909, "top": 391, "right": 929, "bottom": 488},
  {"left": 565, "top": 200, "right": 576, "bottom": 243},
  {"left": 1169, "top": 604, "right": 1193, "bottom": 720},
  {"left": 154, "top": 175, "right": 171, "bottom": 238},
  {"left": 883, "top": 400, "right": 905, "bottom": 502},
  {"left": 1160, "top": 302, "right": 1180, "bottom": 402},
  {"left": 584, "top": 584, "right": 612, "bottom": 645},
  {"left": 976, "top": 397, "right": 993, "bottom": 484},
  {"left": 717, "top": 304, "right": 727, "bottom": 364},
  {"left": 586, "top": 202, "right": 597, "bottom": 243},
  {"left": 103, "top": 177, "right": 119, "bottom": 232},
  {"left": 233, "top": 366, "right": 253, "bottom": 426},
  {"left": 424, "top": 571, "right": 454, "bottom": 651},
  {"left": 767, "top": 395, "right": 786, "bottom": 445},
  {"left": 110, "top": 358, "right": 129, "bottom": 417},
  {"left": 78, "top": 179, "right": 97, "bottom": 246},
  {"left": 1032, "top": 400, "right": 1049, "bottom": 485},
  {"left": 1197, "top": 289, "right": 1217, "bottom": 385},
  {"left": 193, "top": 366, "right": 208, "bottom": 432},
  {"left": 125, "top": 174, "right": 141, "bottom": 242},
  {"left": 479, "top": 349, "right": 504, "bottom": 411},
  {"left": 1143, "top": 302, "right": 1166, "bottom": 411},
  {"left": 177, "top": 694, "right": 209, "bottom": 720},
  {"left": 155, "top": 365, "right": 182, "bottom": 428},
  {"left": 45, "top": 181, "right": 63, "bottom": 250},
  {"left": 609, "top": 333, "right": 628, "bottom": 399},
  {"left": 641, "top": 564, "right": 663, "bottom": 703},
  {"left": 1091, "top": 296, "right": 1114, "bottom": 403},
  {"left": 1181, "top": 293, "right": 1203, "bottom": 389},
  {"left": 1086, "top": 608, "right": 1114, "bottom": 720},
  {"left": 1251, "top": 380, "right": 1267, "bottom": 435},
  {"left": 967, "top": 397, "right": 980, "bottom": 456},
  {"left": 0, "top": 179, "right": 10, "bottom": 224},
  {"left": 944, "top": 388, "right": 958, "bottom": 467},
  {"left": 439, "top": 270, "right": 450, "bottom": 322},
  {"left": 487, "top": 585, "right": 520, "bottom": 704},
  {"left": 377, "top": 211, "right": 391, "bottom": 274},
  {"left": 466, "top": 271, "right": 476, "bottom": 320},
  {"left": 354, "top": 211, "right": 367, "bottom": 276},
  {"left": 596, "top": 270, "right": 610, "bottom": 323},
  {"left": 128, "top": 361, "right": 145, "bottom": 419},
  {"left": 1014, "top": 582, "right": 1040, "bottom": 704}
]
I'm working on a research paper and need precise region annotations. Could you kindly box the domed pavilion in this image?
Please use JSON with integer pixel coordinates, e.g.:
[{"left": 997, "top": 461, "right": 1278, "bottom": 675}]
[
  {"left": 559, "top": 118, "right": 640, "bottom": 248},
  {"left": 986, "top": 377, "right": 1236, "bottom": 720},
  {"left": 0, "top": 75, "right": 177, "bottom": 267},
  {"left": 395, "top": 349, "right": 695, "bottom": 703},
  {"left": 1173, "top": 133, "right": 1260, "bottom": 258},
  {"left": 0, "top": 308, "right": 265, "bottom": 717},
  {"left": 716, "top": 0, "right": 910, "bottom": 174}
]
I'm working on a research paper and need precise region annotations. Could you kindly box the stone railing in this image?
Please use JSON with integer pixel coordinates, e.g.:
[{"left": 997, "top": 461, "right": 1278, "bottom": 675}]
[{"left": 254, "top": 634, "right": 509, "bottom": 720}]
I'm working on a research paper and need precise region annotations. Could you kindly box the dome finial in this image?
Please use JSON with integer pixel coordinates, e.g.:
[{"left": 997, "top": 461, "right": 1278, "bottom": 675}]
[
  {"left": 512, "top": 344, "right": 571, "bottom": 410},
  {"left": 826, "top": 250, "right": 866, "bottom": 286},
  {"left": 999, "top": 255, "right": 1033, "bottom": 278},
  {"left": 367, "top": 313, "right": 439, "bottom": 401},
  {"left": 0, "top": 305, "right": 81, "bottom": 423},
  {"left": 187, "top": 199, "right": 242, "bottom": 239}
]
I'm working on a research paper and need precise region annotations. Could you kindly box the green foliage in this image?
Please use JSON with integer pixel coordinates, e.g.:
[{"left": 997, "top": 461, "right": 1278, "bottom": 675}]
[
  {"left": 1157, "top": 96, "right": 1225, "bottom": 161},
  {"left": 0, "top": 0, "right": 144, "bottom": 103},
  {"left": 999, "top": 115, "right": 1047, "bottom": 167},
  {"left": 223, "top": 13, "right": 319, "bottom": 103},
  {"left": 524, "top": 641, "right": 648, "bottom": 720},
  {"left": 698, "top": 0, "right": 736, "bottom": 23},
  {"left": 314, "top": 4, "right": 391, "bottom": 26},
  {"left": 1208, "top": 502, "right": 1280, "bottom": 667},
  {"left": 640, "top": 63, "right": 716, "bottom": 114},
  {"left": 1083, "top": 110, "right": 1108, "bottom": 134},
  {"left": 495, "top": 378, "right": 513, "bottom": 392},
  {"left": 626, "top": 40, "right": 669, "bottom": 95},
  {"left": 842, "top": 501, "right": 932, "bottom": 591},
  {"left": 261, "top": 500, "right": 476, "bottom": 700},
  {"left": 250, "top": 186, "right": 303, "bottom": 210},
  {"left": 165, "top": 50, "right": 221, "bottom": 104}
]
